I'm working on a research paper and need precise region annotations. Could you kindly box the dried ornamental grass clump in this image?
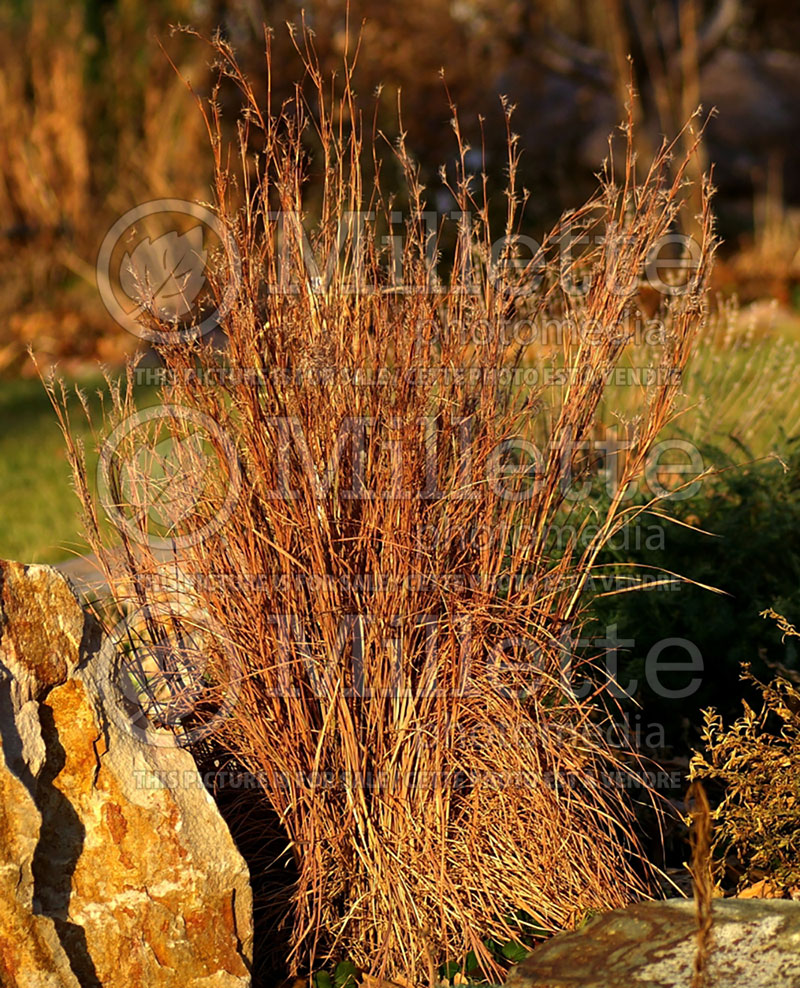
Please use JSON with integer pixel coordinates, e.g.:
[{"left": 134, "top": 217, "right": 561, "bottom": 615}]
[{"left": 52, "top": 24, "right": 717, "bottom": 984}]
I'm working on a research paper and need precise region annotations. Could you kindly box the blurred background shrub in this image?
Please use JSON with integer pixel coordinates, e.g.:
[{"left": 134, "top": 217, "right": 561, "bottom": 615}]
[{"left": 2, "top": 0, "right": 800, "bottom": 375}]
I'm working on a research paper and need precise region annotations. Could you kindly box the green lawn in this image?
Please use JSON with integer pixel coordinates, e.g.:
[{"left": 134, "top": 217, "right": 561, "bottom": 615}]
[{"left": 0, "top": 374, "right": 158, "bottom": 565}]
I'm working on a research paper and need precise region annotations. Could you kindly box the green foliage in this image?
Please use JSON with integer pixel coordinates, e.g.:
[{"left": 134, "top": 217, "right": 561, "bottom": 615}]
[
  {"left": 585, "top": 438, "right": 800, "bottom": 749},
  {"left": 312, "top": 960, "right": 360, "bottom": 988},
  {"left": 498, "top": 941, "right": 529, "bottom": 963},
  {"left": 689, "top": 615, "right": 800, "bottom": 891},
  {"left": 436, "top": 926, "right": 546, "bottom": 984},
  {"left": 439, "top": 959, "right": 462, "bottom": 980},
  {"left": 334, "top": 961, "right": 360, "bottom": 988}
]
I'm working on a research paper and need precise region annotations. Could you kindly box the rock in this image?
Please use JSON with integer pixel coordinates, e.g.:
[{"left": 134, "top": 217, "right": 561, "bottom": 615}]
[
  {"left": 506, "top": 898, "right": 800, "bottom": 988},
  {"left": 0, "top": 559, "right": 253, "bottom": 987}
]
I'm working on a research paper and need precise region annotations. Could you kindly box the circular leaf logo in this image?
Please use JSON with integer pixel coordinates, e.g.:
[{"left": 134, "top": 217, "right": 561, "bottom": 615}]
[
  {"left": 100, "top": 602, "right": 242, "bottom": 748},
  {"left": 97, "top": 198, "right": 241, "bottom": 342},
  {"left": 97, "top": 404, "right": 241, "bottom": 550}
]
